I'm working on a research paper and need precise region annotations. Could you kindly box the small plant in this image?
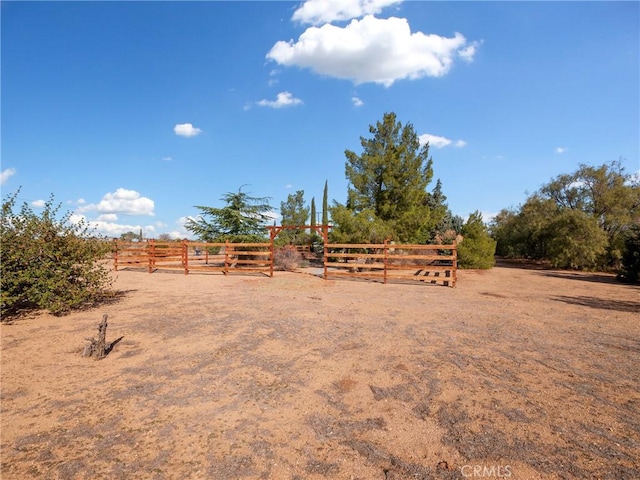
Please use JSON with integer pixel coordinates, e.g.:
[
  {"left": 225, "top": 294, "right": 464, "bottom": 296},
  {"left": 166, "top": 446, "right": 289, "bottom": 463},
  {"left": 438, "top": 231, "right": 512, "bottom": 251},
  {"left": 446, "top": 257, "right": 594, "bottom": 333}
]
[{"left": 273, "top": 246, "right": 303, "bottom": 271}]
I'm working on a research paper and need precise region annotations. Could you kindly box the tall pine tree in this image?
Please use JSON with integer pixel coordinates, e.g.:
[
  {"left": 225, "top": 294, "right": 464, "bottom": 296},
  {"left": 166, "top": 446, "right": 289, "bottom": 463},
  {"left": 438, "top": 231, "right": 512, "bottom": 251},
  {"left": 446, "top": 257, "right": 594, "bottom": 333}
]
[{"left": 332, "top": 112, "right": 435, "bottom": 243}]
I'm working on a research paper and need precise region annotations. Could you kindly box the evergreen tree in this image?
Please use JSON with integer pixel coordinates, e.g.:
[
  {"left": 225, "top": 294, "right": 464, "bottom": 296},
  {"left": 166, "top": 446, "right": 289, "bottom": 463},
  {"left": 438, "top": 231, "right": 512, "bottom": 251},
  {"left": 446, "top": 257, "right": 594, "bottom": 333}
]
[
  {"left": 458, "top": 211, "right": 497, "bottom": 269},
  {"left": 332, "top": 112, "right": 435, "bottom": 243},
  {"left": 186, "top": 186, "right": 273, "bottom": 242},
  {"left": 310, "top": 197, "right": 317, "bottom": 229},
  {"left": 322, "top": 180, "right": 329, "bottom": 226},
  {"left": 279, "top": 190, "right": 309, "bottom": 244}
]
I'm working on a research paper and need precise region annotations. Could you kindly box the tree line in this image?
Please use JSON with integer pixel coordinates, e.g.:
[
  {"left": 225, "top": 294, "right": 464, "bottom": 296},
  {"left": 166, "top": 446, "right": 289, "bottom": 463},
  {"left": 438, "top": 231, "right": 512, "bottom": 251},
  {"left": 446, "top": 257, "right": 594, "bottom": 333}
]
[{"left": 2, "top": 112, "right": 638, "bottom": 317}]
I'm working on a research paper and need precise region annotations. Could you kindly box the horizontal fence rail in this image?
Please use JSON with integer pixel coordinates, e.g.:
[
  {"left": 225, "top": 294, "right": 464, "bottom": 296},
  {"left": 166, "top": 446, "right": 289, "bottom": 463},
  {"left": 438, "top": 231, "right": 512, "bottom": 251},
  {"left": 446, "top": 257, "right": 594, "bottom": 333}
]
[
  {"left": 113, "top": 240, "right": 273, "bottom": 276},
  {"left": 323, "top": 242, "right": 457, "bottom": 287},
  {"left": 113, "top": 239, "right": 456, "bottom": 287}
]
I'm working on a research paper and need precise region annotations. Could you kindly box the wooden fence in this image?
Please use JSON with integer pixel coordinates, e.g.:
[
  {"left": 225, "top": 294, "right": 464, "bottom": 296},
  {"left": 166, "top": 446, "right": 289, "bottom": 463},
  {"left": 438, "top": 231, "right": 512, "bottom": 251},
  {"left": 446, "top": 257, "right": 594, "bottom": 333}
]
[
  {"left": 323, "top": 242, "right": 456, "bottom": 287},
  {"left": 113, "top": 240, "right": 273, "bottom": 276},
  {"left": 113, "top": 239, "right": 457, "bottom": 287}
]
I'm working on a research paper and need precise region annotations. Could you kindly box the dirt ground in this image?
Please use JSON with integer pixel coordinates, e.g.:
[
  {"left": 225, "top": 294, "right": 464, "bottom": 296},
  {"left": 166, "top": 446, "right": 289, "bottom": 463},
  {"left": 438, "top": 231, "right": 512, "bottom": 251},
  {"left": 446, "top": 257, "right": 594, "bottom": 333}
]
[{"left": 1, "top": 262, "right": 639, "bottom": 480}]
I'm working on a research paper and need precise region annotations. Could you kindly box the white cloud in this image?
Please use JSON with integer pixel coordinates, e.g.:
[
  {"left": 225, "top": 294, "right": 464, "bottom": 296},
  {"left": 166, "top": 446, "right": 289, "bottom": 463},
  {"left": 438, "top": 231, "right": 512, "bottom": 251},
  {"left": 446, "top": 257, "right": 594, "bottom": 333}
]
[
  {"left": 458, "top": 40, "right": 482, "bottom": 62},
  {"left": 78, "top": 188, "right": 155, "bottom": 216},
  {"left": 267, "top": 15, "right": 476, "bottom": 87},
  {"left": 174, "top": 123, "right": 202, "bottom": 137},
  {"left": 352, "top": 96, "right": 364, "bottom": 107},
  {"left": 161, "top": 156, "right": 173, "bottom": 162},
  {"left": 70, "top": 213, "right": 157, "bottom": 238},
  {"left": 31, "top": 199, "right": 46, "bottom": 208},
  {"left": 97, "top": 213, "right": 118, "bottom": 222},
  {"left": 556, "top": 147, "right": 568, "bottom": 154},
  {"left": 1, "top": 168, "right": 16, "bottom": 185},
  {"left": 257, "top": 91, "right": 303, "bottom": 108},
  {"left": 419, "top": 134, "right": 466, "bottom": 149},
  {"left": 292, "top": 0, "right": 402, "bottom": 25},
  {"left": 419, "top": 133, "right": 451, "bottom": 149}
]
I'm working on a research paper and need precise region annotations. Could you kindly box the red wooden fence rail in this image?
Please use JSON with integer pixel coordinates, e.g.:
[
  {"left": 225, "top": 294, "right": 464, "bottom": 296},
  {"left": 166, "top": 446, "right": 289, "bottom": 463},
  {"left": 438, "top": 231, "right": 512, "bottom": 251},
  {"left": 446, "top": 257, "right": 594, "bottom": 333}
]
[{"left": 113, "top": 239, "right": 457, "bottom": 287}]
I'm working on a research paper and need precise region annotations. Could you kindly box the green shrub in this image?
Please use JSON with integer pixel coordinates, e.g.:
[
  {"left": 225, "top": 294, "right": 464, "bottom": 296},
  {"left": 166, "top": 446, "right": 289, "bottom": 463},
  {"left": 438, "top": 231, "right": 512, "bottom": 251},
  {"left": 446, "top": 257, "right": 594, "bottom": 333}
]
[
  {"left": 458, "top": 211, "right": 496, "bottom": 269},
  {"left": 618, "top": 225, "right": 640, "bottom": 284},
  {"left": 1, "top": 191, "right": 113, "bottom": 318}
]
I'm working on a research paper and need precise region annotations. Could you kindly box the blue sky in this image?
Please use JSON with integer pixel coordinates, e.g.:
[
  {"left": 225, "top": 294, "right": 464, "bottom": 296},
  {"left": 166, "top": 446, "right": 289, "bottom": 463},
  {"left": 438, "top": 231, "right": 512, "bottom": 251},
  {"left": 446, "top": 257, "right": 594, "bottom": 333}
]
[{"left": 2, "top": 0, "right": 638, "bottom": 239}]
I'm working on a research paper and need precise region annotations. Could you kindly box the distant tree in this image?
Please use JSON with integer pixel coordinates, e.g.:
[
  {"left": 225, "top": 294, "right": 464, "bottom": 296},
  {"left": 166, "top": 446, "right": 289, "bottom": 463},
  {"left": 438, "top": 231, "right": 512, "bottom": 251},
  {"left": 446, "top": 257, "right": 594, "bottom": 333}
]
[
  {"left": 1, "top": 190, "right": 112, "bottom": 317},
  {"left": 426, "top": 178, "right": 463, "bottom": 242},
  {"left": 157, "top": 233, "right": 172, "bottom": 241},
  {"left": 310, "top": 197, "right": 317, "bottom": 228},
  {"left": 492, "top": 161, "right": 639, "bottom": 270},
  {"left": 322, "top": 180, "right": 329, "bottom": 226},
  {"left": 309, "top": 197, "right": 320, "bottom": 243},
  {"left": 458, "top": 211, "right": 497, "bottom": 269},
  {"left": 545, "top": 209, "right": 608, "bottom": 269},
  {"left": 186, "top": 186, "right": 273, "bottom": 242},
  {"left": 331, "top": 112, "right": 435, "bottom": 243},
  {"left": 279, "top": 190, "right": 309, "bottom": 244},
  {"left": 120, "top": 231, "right": 139, "bottom": 242}
]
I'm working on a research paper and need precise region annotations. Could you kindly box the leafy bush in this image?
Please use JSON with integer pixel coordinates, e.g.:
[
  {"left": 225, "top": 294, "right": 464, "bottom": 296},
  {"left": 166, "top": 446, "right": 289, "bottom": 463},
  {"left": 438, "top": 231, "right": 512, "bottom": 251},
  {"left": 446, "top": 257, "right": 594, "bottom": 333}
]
[
  {"left": 1, "top": 191, "right": 113, "bottom": 318},
  {"left": 618, "top": 225, "right": 640, "bottom": 284},
  {"left": 458, "top": 211, "right": 496, "bottom": 269}
]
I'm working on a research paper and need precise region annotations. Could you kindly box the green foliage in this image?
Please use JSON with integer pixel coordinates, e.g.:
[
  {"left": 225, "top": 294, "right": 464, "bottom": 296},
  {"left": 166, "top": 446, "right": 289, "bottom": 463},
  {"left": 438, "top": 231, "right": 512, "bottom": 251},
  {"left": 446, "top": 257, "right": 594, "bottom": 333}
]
[
  {"left": 332, "top": 112, "right": 435, "bottom": 243},
  {"left": 1, "top": 191, "right": 113, "bottom": 317},
  {"left": 186, "top": 186, "right": 273, "bottom": 243},
  {"left": 278, "top": 190, "right": 309, "bottom": 245},
  {"left": 426, "top": 178, "right": 464, "bottom": 242},
  {"left": 618, "top": 225, "right": 640, "bottom": 284},
  {"left": 545, "top": 209, "right": 608, "bottom": 269},
  {"left": 491, "top": 161, "right": 639, "bottom": 270},
  {"left": 329, "top": 204, "right": 394, "bottom": 244},
  {"left": 310, "top": 197, "right": 317, "bottom": 228},
  {"left": 458, "top": 212, "right": 497, "bottom": 269},
  {"left": 322, "top": 180, "right": 329, "bottom": 226}
]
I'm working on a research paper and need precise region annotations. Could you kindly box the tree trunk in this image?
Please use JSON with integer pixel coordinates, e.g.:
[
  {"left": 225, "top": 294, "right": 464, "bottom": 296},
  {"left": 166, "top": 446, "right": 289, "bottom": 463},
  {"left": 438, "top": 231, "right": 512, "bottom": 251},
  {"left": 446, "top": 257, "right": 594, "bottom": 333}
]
[{"left": 83, "top": 314, "right": 108, "bottom": 360}]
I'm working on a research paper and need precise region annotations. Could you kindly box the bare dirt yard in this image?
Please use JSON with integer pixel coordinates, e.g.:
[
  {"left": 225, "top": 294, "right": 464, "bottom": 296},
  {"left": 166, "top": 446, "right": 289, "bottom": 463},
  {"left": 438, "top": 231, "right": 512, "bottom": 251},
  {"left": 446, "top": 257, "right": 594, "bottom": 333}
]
[{"left": 1, "top": 262, "right": 639, "bottom": 480}]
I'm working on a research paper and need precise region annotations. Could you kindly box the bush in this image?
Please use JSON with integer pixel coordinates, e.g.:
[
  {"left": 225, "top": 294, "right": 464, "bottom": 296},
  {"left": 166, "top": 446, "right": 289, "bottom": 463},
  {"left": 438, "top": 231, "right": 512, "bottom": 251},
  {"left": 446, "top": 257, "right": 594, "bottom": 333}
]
[
  {"left": 273, "top": 246, "right": 303, "bottom": 271},
  {"left": 618, "top": 225, "right": 640, "bottom": 284},
  {"left": 1, "top": 191, "right": 113, "bottom": 318},
  {"left": 457, "top": 211, "right": 496, "bottom": 269}
]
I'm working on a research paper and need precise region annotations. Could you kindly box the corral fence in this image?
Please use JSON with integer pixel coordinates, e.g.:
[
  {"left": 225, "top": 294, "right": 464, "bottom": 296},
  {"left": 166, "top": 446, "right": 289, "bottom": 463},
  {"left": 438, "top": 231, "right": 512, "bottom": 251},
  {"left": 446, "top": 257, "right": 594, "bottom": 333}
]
[
  {"left": 113, "top": 238, "right": 457, "bottom": 287},
  {"left": 113, "top": 239, "right": 273, "bottom": 276},
  {"left": 323, "top": 242, "right": 456, "bottom": 287}
]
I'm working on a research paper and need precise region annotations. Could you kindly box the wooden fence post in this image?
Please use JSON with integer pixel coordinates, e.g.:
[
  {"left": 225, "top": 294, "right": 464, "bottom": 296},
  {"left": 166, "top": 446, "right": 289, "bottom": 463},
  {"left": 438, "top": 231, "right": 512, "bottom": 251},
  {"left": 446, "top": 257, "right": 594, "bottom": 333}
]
[
  {"left": 269, "top": 228, "right": 275, "bottom": 278},
  {"left": 182, "top": 239, "right": 189, "bottom": 275},
  {"left": 383, "top": 240, "right": 388, "bottom": 284},
  {"left": 148, "top": 239, "right": 154, "bottom": 274},
  {"left": 224, "top": 240, "right": 230, "bottom": 275},
  {"left": 113, "top": 239, "right": 119, "bottom": 271},
  {"left": 452, "top": 240, "right": 457, "bottom": 288}
]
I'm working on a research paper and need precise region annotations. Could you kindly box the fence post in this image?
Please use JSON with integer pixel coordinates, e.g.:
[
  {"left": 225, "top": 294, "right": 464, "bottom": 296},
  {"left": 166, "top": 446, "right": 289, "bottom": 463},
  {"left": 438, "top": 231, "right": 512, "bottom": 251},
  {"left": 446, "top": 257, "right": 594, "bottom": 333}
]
[
  {"left": 452, "top": 240, "right": 457, "bottom": 288},
  {"left": 182, "top": 239, "right": 189, "bottom": 275},
  {"left": 224, "top": 240, "right": 230, "bottom": 275},
  {"left": 148, "top": 239, "right": 155, "bottom": 274},
  {"left": 383, "top": 240, "right": 388, "bottom": 284},
  {"left": 113, "top": 239, "right": 119, "bottom": 271},
  {"left": 269, "top": 228, "right": 275, "bottom": 278}
]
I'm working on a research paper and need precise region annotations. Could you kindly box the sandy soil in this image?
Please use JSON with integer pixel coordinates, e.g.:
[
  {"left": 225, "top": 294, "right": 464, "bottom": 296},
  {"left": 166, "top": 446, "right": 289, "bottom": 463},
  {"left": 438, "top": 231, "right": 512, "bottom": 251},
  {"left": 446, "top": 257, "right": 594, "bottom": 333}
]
[{"left": 1, "top": 262, "right": 639, "bottom": 480}]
